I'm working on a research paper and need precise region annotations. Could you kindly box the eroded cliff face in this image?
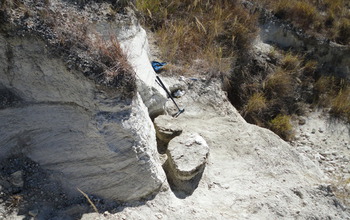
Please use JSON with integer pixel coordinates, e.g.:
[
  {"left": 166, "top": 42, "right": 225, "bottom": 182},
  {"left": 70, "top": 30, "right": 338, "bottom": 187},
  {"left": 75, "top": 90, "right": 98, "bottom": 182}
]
[
  {"left": 0, "top": 29, "right": 166, "bottom": 201},
  {"left": 260, "top": 16, "right": 350, "bottom": 79}
]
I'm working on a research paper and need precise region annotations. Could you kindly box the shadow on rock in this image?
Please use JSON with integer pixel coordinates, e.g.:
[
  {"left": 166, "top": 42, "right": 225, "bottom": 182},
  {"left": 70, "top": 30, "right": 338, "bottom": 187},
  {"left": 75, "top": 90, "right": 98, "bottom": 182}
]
[
  {"left": 163, "top": 161, "right": 205, "bottom": 199},
  {"left": 0, "top": 155, "right": 162, "bottom": 219}
]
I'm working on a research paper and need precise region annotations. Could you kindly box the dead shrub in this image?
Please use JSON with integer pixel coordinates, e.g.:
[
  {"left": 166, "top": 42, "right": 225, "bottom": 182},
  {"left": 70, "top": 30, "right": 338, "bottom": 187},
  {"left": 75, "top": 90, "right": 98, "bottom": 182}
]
[{"left": 92, "top": 34, "right": 136, "bottom": 97}]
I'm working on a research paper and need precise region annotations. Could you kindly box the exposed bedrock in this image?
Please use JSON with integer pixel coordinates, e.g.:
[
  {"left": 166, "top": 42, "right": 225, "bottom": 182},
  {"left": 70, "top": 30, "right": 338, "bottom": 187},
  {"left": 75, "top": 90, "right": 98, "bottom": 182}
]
[
  {"left": 94, "top": 16, "right": 168, "bottom": 118},
  {"left": 260, "top": 18, "right": 350, "bottom": 79},
  {"left": 0, "top": 33, "right": 166, "bottom": 201}
]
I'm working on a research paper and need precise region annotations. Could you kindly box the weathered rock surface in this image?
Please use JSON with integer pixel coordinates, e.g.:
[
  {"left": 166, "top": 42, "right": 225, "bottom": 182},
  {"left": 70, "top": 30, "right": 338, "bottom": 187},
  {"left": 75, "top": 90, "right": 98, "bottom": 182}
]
[
  {"left": 86, "top": 77, "right": 350, "bottom": 220},
  {"left": 154, "top": 115, "right": 183, "bottom": 143},
  {"left": 292, "top": 111, "right": 350, "bottom": 207},
  {"left": 100, "top": 15, "right": 168, "bottom": 118},
  {"left": 0, "top": 33, "right": 165, "bottom": 201},
  {"left": 166, "top": 133, "right": 209, "bottom": 181},
  {"left": 154, "top": 115, "right": 182, "bottom": 153},
  {"left": 260, "top": 16, "right": 350, "bottom": 79},
  {"left": 162, "top": 132, "right": 209, "bottom": 197}
]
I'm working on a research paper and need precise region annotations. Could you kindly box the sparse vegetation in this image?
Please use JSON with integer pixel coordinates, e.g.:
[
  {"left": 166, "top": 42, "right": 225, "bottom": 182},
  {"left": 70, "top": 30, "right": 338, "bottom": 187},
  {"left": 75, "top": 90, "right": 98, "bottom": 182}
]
[
  {"left": 274, "top": 0, "right": 317, "bottom": 29},
  {"left": 269, "top": 114, "right": 293, "bottom": 140},
  {"left": 315, "top": 76, "right": 350, "bottom": 121},
  {"left": 244, "top": 92, "right": 267, "bottom": 116},
  {"left": 256, "top": 0, "right": 350, "bottom": 45},
  {"left": 281, "top": 52, "right": 300, "bottom": 71},
  {"left": 337, "top": 18, "right": 350, "bottom": 45},
  {"left": 136, "top": 0, "right": 258, "bottom": 75},
  {"left": 0, "top": 0, "right": 136, "bottom": 98},
  {"left": 136, "top": 0, "right": 350, "bottom": 140}
]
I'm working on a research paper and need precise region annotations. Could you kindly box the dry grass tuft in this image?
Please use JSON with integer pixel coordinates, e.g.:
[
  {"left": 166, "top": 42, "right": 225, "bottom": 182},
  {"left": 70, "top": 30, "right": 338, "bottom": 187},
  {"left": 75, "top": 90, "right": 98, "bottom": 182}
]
[
  {"left": 281, "top": 52, "right": 301, "bottom": 71},
  {"left": 336, "top": 18, "right": 350, "bottom": 45},
  {"left": 229, "top": 48, "right": 319, "bottom": 140},
  {"left": 264, "top": 68, "right": 293, "bottom": 97},
  {"left": 269, "top": 114, "right": 294, "bottom": 140},
  {"left": 330, "top": 87, "right": 350, "bottom": 121},
  {"left": 244, "top": 92, "right": 268, "bottom": 116},
  {"left": 303, "top": 60, "right": 318, "bottom": 76},
  {"left": 274, "top": 0, "right": 317, "bottom": 29},
  {"left": 314, "top": 76, "right": 350, "bottom": 121}
]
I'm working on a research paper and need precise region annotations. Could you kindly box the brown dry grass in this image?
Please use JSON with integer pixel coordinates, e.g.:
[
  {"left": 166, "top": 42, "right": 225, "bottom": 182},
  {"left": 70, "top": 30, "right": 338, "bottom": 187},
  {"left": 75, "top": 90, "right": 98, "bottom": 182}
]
[
  {"left": 230, "top": 47, "right": 319, "bottom": 140},
  {"left": 314, "top": 76, "right": 350, "bottom": 121},
  {"left": 270, "top": 114, "right": 294, "bottom": 140},
  {"left": 274, "top": 0, "right": 318, "bottom": 29},
  {"left": 264, "top": 68, "right": 293, "bottom": 98},
  {"left": 136, "top": 0, "right": 258, "bottom": 75},
  {"left": 254, "top": 0, "right": 350, "bottom": 45},
  {"left": 244, "top": 92, "right": 268, "bottom": 116}
]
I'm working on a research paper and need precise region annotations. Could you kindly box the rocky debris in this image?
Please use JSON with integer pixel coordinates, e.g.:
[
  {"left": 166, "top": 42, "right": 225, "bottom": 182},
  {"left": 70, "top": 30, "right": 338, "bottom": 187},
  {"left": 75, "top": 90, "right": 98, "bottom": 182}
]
[
  {"left": 169, "top": 83, "right": 187, "bottom": 98},
  {"left": 28, "top": 209, "right": 38, "bottom": 217},
  {"left": 154, "top": 115, "right": 183, "bottom": 153},
  {"left": 291, "top": 110, "right": 350, "bottom": 206}
]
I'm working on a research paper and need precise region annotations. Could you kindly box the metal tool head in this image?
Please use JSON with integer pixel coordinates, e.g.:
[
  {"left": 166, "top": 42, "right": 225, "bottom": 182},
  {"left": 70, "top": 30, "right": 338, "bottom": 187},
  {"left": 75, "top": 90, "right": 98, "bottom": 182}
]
[{"left": 173, "top": 109, "right": 185, "bottom": 118}]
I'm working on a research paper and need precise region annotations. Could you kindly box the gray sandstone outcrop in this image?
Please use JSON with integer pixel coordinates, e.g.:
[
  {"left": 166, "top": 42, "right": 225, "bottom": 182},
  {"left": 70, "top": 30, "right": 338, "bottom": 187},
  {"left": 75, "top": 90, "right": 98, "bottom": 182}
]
[{"left": 0, "top": 29, "right": 165, "bottom": 201}]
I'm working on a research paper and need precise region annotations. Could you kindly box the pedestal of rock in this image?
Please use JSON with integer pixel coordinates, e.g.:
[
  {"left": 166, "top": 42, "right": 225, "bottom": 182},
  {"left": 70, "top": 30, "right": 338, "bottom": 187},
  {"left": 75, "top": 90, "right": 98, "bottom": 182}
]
[
  {"left": 163, "top": 133, "right": 209, "bottom": 197},
  {"left": 154, "top": 115, "right": 183, "bottom": 153}
]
